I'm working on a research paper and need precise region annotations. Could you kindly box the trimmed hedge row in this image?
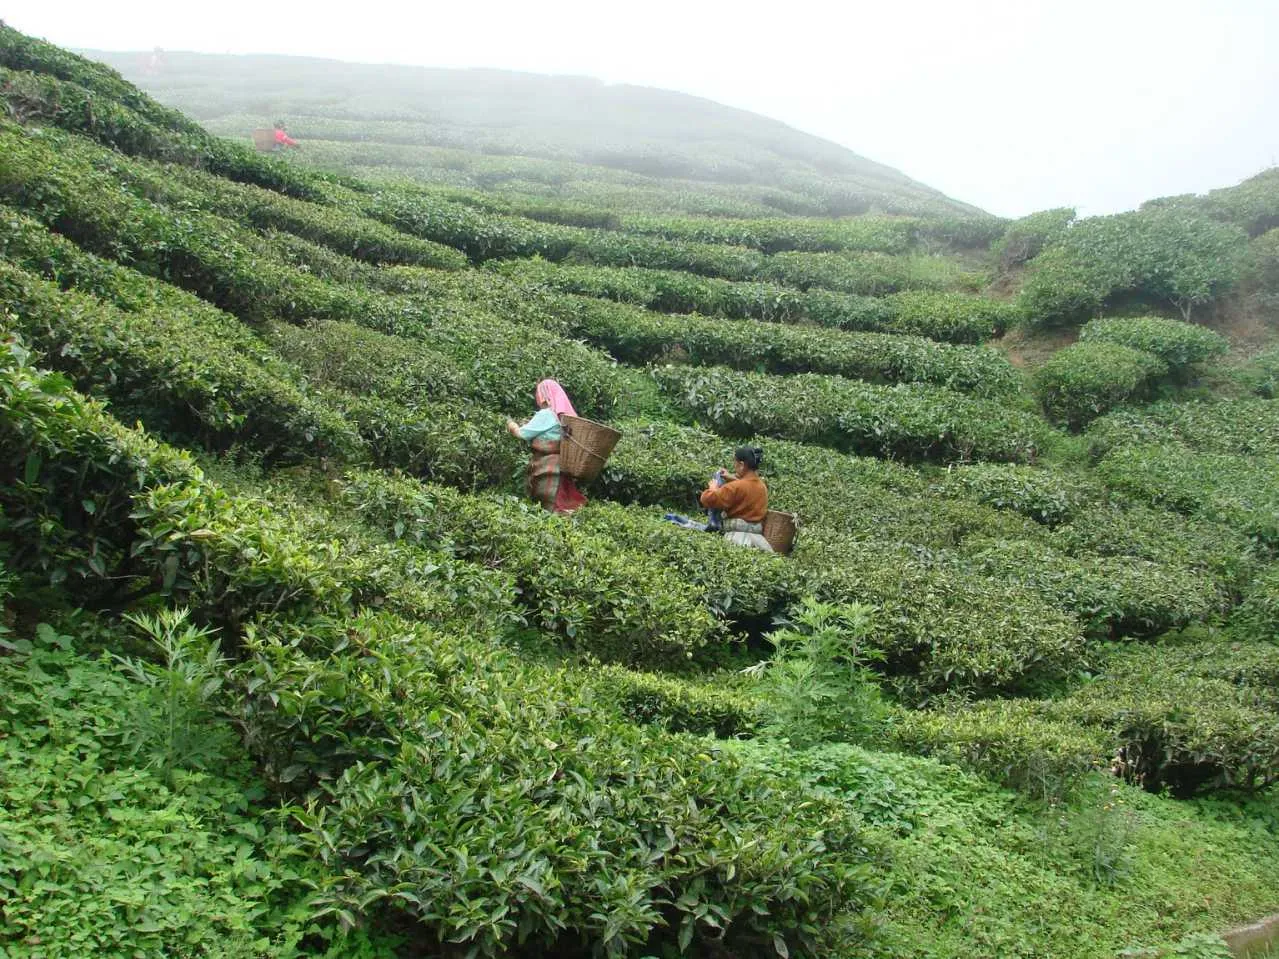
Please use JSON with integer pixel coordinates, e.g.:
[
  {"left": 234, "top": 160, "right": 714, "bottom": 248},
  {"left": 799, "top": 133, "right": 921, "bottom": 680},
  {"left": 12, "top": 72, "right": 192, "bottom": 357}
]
[
  {"left": 0, "top": 259, "right": 359, "bottom": 463},
  {"left": 551, "top": 293, "right": 1023, "bottom": 397},
  {"left": 1032, "top": 342, "right": 1167, "bottom": 429},
  {"left": 0, "top": 335, "right": 510, "bottom": 633},
  {"left": 960, "top": 537, "right": 1225, "bottom": 639},
  {"left": 653, "top": 364, "right": 1046, "bottom": 463},
  {"left": 794, "top": 528, "right": 1087, "bottom": 702},
  {"left": 494, "top": 258, "right": 1017, "bottom": 343},
  {"left": 1078, "top": 315, "right": 1228, "bottom": 371},
  {"left": 936, "top": 462, "right": 1101, "bottom": 527},
  {"left": 235, "top": 612, "right": 880, "bottom": 957},
  {"left": 585, "top": 664, "right": 761, "bottom": 738},
  {"left": 598, "top": 419, "right": 1047, "bottom": 550},
  {"left": 338, "top": 470, "right": 730, "bottom": 667},
  {"left": 616, "top": 213, "right": 920, "bottom": 254},
  {"left": 1088, "top": 398, "right": 1279, "bottom": 457},
  {"left": 1095, "top": 444, "right": 1279, "bottom": 547},
  {"left": 896, "top": 638, "right": 1279, "bottom": 796}
]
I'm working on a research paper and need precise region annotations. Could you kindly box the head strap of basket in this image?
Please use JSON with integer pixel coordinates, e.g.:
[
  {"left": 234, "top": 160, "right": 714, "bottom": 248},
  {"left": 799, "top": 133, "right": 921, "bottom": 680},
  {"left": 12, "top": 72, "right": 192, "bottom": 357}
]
[{"left": 559, "top": 415, "right": 622, "bottom": 484}]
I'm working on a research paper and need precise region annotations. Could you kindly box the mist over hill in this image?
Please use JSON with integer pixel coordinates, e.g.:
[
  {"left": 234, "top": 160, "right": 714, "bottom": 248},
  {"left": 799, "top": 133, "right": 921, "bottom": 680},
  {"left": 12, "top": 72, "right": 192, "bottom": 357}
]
[{"left": 83, "top": 47, "right": 986, "bottom": 219}]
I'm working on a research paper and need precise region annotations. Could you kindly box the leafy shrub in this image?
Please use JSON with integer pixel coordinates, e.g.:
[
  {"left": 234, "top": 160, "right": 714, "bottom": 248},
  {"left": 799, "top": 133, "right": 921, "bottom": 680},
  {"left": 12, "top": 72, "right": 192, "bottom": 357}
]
[
  {"left": 795, "top": 529, "right": 1086, "bottom": 701},
  {"left": 937, "top": 462, "right": 1100, "bottom": 526},
  {"left": 1018, "top": 208, "right": 1249, "bottom": 326},
  {"left": 1078, "top": 316, "right": 1228, "bottom": 372},
  {"left": 1095, "top": 444, "right": 1279, "bottom": 547},
  {"left": 338, "top": 470, "right": 728, "bottom": 666},
  {"left": 960, "top": 538, "right": 1225, "bottom": 638},
  {"left": 1088, "top": 399, "right": 1279, "bottom": 457},
  {"left": 1057, "top": 639, "right": 1279, "bottom": 795},
  {"left": 555, "top": 292, "right": 1023, "bottom": 396},
  {"left": 586, "top": 665, "right": 760, "bottom": 737},
  {"left": 745, "top": 599, "right": 889, "bottom": 748},
  {"left": 0, "top": 30, "right": 321, "bottom": 198},
  {"left": 880, "top": 290, "right": 1023, "bottom": 343},
  {"left": 760, "top": 250, "right": 967, "bottom": 296},
  {"left": 233, "top": 611, "right": 881, "bottom": 956},
  {"left": 1033, "top": 342, "right": 1168, "bottom": 429},
  {"left": 1237, "top": 563, "right": 1279, "bottom": 641},
  {"left": 618, "top": 212, "right": 920, "bottom": 254},
  {"left": 992, "top": 207, "right": 1075, "bottom": 270},
  {"left": 1234, "top": 344, "right": 1279, "bottom": 398},
  {"left": 655, "top": 364, "right": 1045, "bottom": 463},
  {"left": 0, "top": 624, "right": 371, "bottom": 958},
  {"left": 891, "top": 700, "right": 1108, "bottom": 798},
  {"left": 0, "top": 257, "right": 360, "bottom": 462}
]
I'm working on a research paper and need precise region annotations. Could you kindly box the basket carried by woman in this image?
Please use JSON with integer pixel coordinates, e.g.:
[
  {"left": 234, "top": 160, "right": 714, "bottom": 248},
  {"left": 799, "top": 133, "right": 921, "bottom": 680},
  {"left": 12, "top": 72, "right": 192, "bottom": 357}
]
[{"left": 559, "top": 415, "right": 622, "bottom": 484}]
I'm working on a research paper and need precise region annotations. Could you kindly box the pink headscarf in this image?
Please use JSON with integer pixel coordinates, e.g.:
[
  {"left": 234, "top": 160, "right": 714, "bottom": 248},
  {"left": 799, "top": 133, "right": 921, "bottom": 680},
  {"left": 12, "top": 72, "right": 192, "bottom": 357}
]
[{"left": 535, "top": 379, "right": 577, "bottom": 418}]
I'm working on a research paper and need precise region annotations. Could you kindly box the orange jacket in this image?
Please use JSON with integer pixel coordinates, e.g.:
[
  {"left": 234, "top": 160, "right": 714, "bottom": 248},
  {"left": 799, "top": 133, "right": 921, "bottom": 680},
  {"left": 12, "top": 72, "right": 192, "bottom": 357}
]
[{"left": 699, "top": 474, "right": 768, "bottom": 523}]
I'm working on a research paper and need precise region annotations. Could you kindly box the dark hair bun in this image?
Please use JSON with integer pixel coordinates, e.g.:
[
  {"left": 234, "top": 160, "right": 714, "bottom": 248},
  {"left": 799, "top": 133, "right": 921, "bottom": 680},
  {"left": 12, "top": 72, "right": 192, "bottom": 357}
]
[{"left": 734, "top": 445, "right": 764, "bottom": 470}]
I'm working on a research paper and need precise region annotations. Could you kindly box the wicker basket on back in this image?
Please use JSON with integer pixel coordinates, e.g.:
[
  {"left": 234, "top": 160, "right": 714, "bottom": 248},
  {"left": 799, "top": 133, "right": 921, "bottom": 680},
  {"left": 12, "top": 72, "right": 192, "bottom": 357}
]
[
  {"left": 559, "top": 416, "right": 622, "bottom": 484},
  {"left": 251, "top": 129, "right": 276, "bottom": 152},
  {"left": 763, "top": 510, "right": 798, "bottom": 556}
]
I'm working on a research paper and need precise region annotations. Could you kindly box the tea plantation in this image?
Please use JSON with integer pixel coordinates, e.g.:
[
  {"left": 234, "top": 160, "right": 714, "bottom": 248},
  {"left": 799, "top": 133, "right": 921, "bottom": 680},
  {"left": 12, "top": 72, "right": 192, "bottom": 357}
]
[{"left": 2, "top": 27, "right": 1279, "bottom": 958}]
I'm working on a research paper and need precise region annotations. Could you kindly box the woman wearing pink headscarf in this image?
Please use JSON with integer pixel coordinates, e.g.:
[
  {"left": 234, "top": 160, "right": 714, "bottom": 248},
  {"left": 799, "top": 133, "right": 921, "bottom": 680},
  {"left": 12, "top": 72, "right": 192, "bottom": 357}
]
[{"left": 505, "top": 379, "right": 588, "bottom": 513}]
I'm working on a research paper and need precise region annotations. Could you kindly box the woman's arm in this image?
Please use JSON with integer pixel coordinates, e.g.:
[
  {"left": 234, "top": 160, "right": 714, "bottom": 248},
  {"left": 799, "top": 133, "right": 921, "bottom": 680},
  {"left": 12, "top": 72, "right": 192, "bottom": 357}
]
[
  {"left": 700, "top": 480, "right": 740, "bottom": 510},
  {"left": 513, "top": 408, "right": 559, "bottom": 441}
]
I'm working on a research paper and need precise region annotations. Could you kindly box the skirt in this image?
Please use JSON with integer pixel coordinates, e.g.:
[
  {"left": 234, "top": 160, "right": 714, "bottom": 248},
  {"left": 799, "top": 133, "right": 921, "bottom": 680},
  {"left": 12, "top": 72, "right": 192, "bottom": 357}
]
[
  {"left": 527, "top": 438, "right": 588, "bottom": 514},
  {"left": 721, "top": 517, "right": 774, "bottom": 552}
]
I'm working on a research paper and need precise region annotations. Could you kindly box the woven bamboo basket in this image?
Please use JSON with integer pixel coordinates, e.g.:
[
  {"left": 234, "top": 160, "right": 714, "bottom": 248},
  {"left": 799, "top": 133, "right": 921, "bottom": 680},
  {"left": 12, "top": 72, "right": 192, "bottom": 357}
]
[
  {"left": 251, "top": 128, "right": 276, "bottom": 152},
  {"left": 559, "top": 415, "right": 622, "bottom": 484},
  {"left": 762, "top": 510, "right": 798, "bottom": 555}
]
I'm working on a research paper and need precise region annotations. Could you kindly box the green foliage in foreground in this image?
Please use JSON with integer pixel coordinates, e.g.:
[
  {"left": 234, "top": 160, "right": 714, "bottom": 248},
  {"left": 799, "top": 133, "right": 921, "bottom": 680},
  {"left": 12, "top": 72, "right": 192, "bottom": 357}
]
[
  {"left": 898, "top": 637, "right": 1279, "bottom": 797},
  {"left": 730, "top": 742, "right": 1279, "bottom": 959},
  {"left": 1033, "top": 341, "right": 1168, "bottom": 429},
  {"left": 0, "top": 623, "right": 384, "bottom": 958},
  {"left": 655, "top": 364, "right": 1045, "bottom": 463}
]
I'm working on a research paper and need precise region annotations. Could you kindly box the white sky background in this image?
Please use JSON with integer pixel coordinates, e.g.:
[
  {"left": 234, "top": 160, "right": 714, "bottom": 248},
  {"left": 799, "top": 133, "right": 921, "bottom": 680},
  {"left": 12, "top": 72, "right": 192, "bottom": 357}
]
[{"left": 4, "top": 0, "right": 1277, "bottom": 218}]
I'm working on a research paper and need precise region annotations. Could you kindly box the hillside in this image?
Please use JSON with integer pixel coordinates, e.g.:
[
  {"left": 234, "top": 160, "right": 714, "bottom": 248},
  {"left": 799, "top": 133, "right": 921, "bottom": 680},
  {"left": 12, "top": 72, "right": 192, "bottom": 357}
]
[
  {"left": 2, "top": 25, "right": 1279, "bottom": 959},
  {"left": 81, "top": 47, "right": 986, "bottom": 219}
]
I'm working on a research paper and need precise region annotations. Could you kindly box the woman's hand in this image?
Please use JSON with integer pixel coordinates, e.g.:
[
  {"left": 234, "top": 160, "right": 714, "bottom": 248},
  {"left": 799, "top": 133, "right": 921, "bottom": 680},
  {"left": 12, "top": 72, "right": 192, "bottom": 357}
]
[{"left": 505, "top": 418, "right": 521, "bottom": 438}]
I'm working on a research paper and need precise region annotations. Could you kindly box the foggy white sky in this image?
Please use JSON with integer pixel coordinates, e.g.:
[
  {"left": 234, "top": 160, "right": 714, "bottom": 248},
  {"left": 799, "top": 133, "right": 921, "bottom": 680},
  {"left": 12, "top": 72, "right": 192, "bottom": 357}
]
[{"left": 5, "top": 0, "right": 1277, "bottom": 218}]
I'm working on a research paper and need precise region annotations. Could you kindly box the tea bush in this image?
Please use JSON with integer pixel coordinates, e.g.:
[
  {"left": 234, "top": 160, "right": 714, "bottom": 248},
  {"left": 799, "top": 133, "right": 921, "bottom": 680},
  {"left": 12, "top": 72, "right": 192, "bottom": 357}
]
[
  {"left": 760, "top": 250, "right": 968, "bottom": 296},
  {"left": 879, "top": 290, "right": 1022, "bottom": 343},
  {"left": 554, "top": 292, "right": 1023, "bottom": 396},
  {"left": 1237, "top": 563, "right": 1279, "bottom": 641},
  {"left": 585, "top": 664, "right": 760, "bottom": 737},
  {"left": 0, "top": 260, "right": 360, "bottom": 462},
  {"left": 232, "top": 612, "right": 881, "bottom": 956},
  {"left": 960, "top": 538, "right": 1224, "bottom": 638},
  {"left": 1095, "top": 444, "right": 1279, "bottom": 547},
  {"left": 0, "top": 339, "right": 511, "bottom": 634},
  {"left": 1078, "top": 316, "right": 1228, "bottom": 372},
  {"left": 654, "top": 364, "right": 1045, "bottom": 463},
  {"left": 338, "top": 470, "right": 729, "bottom": 666},
  {"left": 992, "top": 207, "right": 1075, "bottom": 270},
  {"left": 1057, "top": 640, "right": 1279, "bottom": 795},
  {"left": 1018, "top": 208, "right": 1249, "bottom": 326},
  {"left": 1088, "top": 398, "right": 1279, "bottom": 457},
  {"left": 0, "top": 29, "right": 321, "bottom": 198},
  {"left": 795, "top": 528, "right": 1086, "bottom": 701},
  {"left": 1032, "top": 342, "right": 1168, "bottom": 429},
  {"left": 891, "top": 700, "right": 1108, "bottom": 797},
  {"left": 618, "top": 212, "right": 920, "bottom": 254},
  {"left": 936, "top": 462, "right": 1101, "bottom": 526}
]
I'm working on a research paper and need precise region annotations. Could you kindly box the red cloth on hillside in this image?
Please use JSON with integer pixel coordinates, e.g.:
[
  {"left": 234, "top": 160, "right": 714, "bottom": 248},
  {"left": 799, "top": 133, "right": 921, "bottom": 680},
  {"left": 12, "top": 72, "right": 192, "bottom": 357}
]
[{"left": 274, "top": 128, "right": 298, "bottom": 147}]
